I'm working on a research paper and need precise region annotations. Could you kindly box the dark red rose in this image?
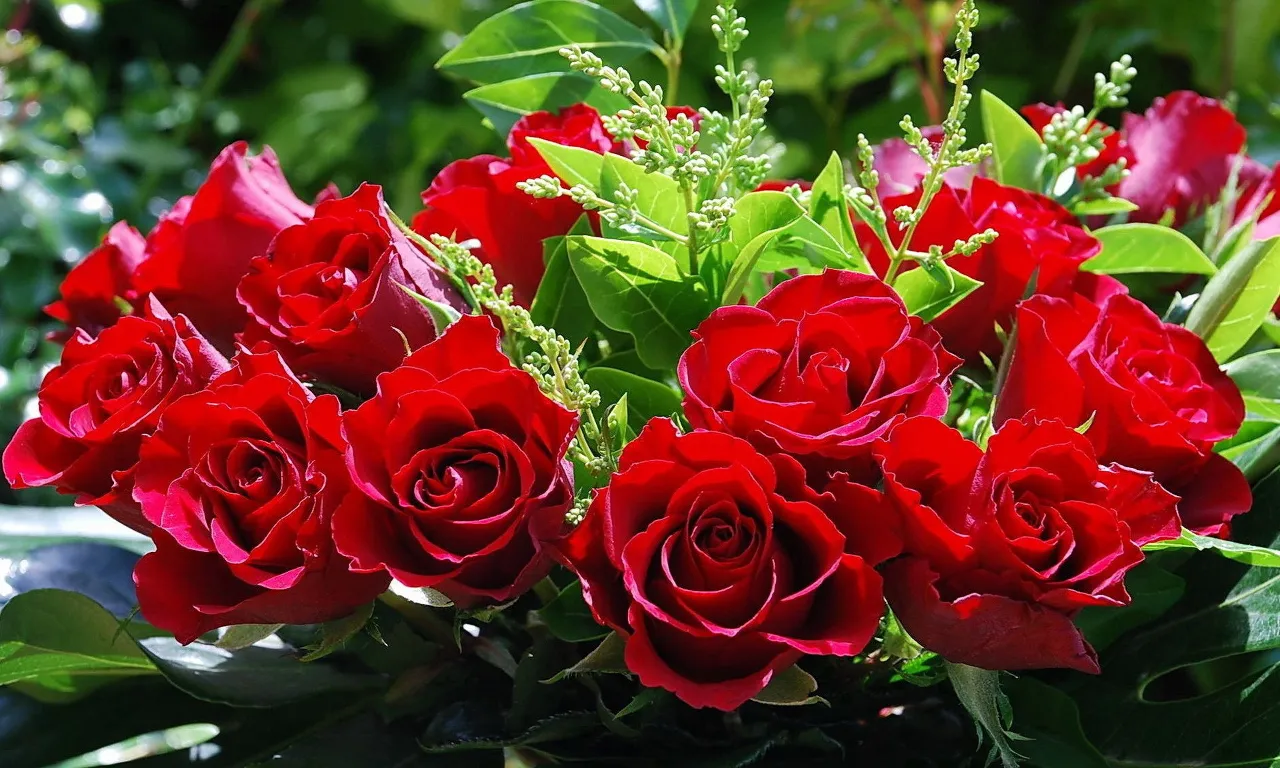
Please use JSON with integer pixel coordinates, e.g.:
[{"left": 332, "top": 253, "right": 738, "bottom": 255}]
[
  {"left": 335, "top": 314, "right": 577, "bottom": 607},
  {"left": 1235, "top": 164, "right": 1280, "bottom": 243},
  {"left": 133, "top": 142, "right": 313, "bottom": 346},
  {"left": 237, "top": 184, "right": 465, "bottom": 394},
  {"left": 3, "top": 299, "right": 229, "bottom": 532},
  {"left": 413, "top": 105, "right": 621, "bottom": 306},
  {"left": 133, "top": 348, "right": 388, "bottom": 643},
  {"left": 45, "top": 221, "right": 146, "bottom": 341},
  {"left": 876, "top": 416, "right": 1179, "bottom": 673},
  {"left": 556, "top": 418, "right": 888, "bottom": 710},
  {"left": 854, "top": 177, "right": 1101, "bottom": 362},
  {"left": 1021, "top": 102, "right": 1134, "bottom": 190},
  {"left": 873, "top": 126, "right": 981, "bottom": 198},
  {"left": 679, "top": 269, "right": 959, "bottom": 482},
  {"left": 995, "top": 293, "right": 1249, "bottom": 537},
  {"left": 1118, "top": 91, "right": 1248, "bottom": 226}
]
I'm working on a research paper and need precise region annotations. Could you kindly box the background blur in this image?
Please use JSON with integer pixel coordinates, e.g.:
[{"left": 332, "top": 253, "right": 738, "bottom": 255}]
[{"left": 3, "top": 0, "right": 1279, "bottom": 505}]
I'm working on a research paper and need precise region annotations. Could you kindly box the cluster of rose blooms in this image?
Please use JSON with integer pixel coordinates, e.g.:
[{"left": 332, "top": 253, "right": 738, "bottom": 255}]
[{"left": 2, "top": 89, "right": 1268, "bottom": 711}]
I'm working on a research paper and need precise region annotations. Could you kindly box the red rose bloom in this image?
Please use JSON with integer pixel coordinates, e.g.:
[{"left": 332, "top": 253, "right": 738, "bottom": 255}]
[
  {"left": 45, "top": 221, "right": 146, "bottom": 340},
  {"left": 1118, "top": 91, "right": 1248, "bottom": 226},
  {"left": 335, "top": 315, "right": 577, "bottom": 607},
  {"left": 133, "top": 349, "right": 388, "bottom": 644},
  {"left": 995, "top": 293, "right": 1249, "bottom": 537},
  {"left": 1021, "top": 102, "right": 1134, "bottom": 189},
  {"left": 873, "top": 126, "right": 981, "bottom": 198},
  {"left": 133, "top": 142, "right": 313, "bottom": 346},
  {"left": 238, "top": 184, "right": 465, "bottom": 394},
  {"left": 3, "top": 299, "right": 229, "bottom": 532},
  {"left": 679, "top": 269, "right": 960, "bottom": 481},
  {"left": 876, "top": 416, "right": 1179, "bottom": 674},
  {"left": 855, "top": 177, "right": 1102, "bottom": 362},
  {"left": 557, "top": 418, "right": 888, "bottom": 710},
  {"left": 412, "top": 105, "right": 618, "bottom": 306}
]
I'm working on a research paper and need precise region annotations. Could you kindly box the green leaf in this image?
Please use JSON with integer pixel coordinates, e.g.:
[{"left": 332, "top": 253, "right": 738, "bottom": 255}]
[
  {"left": 1144, "top": 527, "right": 1280, "bottom": 568},
  {"left": 463, "top": 72, "right": 629, "bottom": 138},
  {"left": 632, "top": 0, "right": 698, "bottom": 43},
  {"left": 526, "top": 136, "right": 606, "bottom": 188},
  {"left": 808, "top": 152, "right": 861, "bottom": 256},
  {"left": 1074, "top": 558, "right": 1186, "bottom": 651},
  {"left": 139, "top": 637, "right": 381, "bottom": 708},
  {"left": 1083, "top": 223, "right": 1217, "bottom": 276},
  {"left": 1003, "top": 676, "right": 1109, "bottom": 768},
  {"left": 531, "top": 217, "right": 596, "bottom": 348},
  {"left": 546, "top": 631, "right": 630, "bottom": 682},
  {"left": 1070, "top": 197, "right": 1139, "bottom": 216},
  {"left": 894, "top": 266, "right": 983, "bottom": 321},
  {"left": 721, "top": 191, "right": 808, "bottom": 304},
  {"left": 535, "top": 582, "right": 608, "bottom": 643},
  {"left": 980, "top": 89, "right": 1044, "bottom": 191},
  {"left": 1225, "top": 350, "right": 1280, "bottom": 421},
  {"left": 585, "top": 367, "right": 682, "bottom": 433},
  {"left": 0, "top": 590, "right": 155, "bottom": 702},
  {"left": 299, "top": 602, "right": 375, "bottom": 662},
  {"left": 566, "top": 236, "right": 710, "bottom": 370},
  {"left": 215, "top": 624, "right": 283, "bottom": 652},
  {"left": 399, "top": 283, "right": 462, "bottom": 335},
  {"left": 1186, "top": 235, "right": 1280, "bottom": 362},
  {"left": 599, "top": 153, "right": 687, "bottom": 257},
  {"left": 751, "top": 664, "right": 823, "bottom": 706},
  {"left": 947, "top": 663, "right": 1024, "bottom": 768},
  {"left": 436, "top": 0, "right": 663, "bottom": 84}
]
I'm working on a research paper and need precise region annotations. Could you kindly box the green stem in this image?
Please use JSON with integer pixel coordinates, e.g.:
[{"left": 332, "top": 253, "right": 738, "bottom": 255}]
[
  {"left": 136, "top": 0, "right": 283, "bottom": 204},
  {"left": 533, "top": 578, "right": 560, "bottom": 605},
  {"left": 683, "top": 184, "right": 700, "bottom": 274},
  {"left": 665, "top": 36, "right": 683, "bottom": 104}
]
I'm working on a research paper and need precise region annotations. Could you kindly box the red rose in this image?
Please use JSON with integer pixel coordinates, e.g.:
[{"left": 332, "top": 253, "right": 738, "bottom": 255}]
[
  {"left": 1021, "top": 102, "right": 1134, "bottom": 189},
  {"left": 872, "top": 126, "right": 981, "bottom": 198},
  {"left": 133, "top": 142, "right": 313, "bottom": 346},
  {"left": 1118, "top": 91, "right": 1249, "bottom": 226},
  {"left": 133, "top": 349, "right": 388, "bottom": 643},
  {"left": 3, "top": 299, "right": 229, "bottom": 532},
  {"left": 854, "top": 177, "right": 1101, "bottom": 362},
  {"left": 413, "top": 105, "right": 619, "bottom": 306},
  {"left": 237, "top": 184, "right": 465, "bottom": 394},
  {"left": 556, "top": 418, "right": 888, "bottom": 710},
  {"left": 876, "top": 416, "right": 1179, "bottom": 673},
  {"left": 45, "top": 221, "right": 146, "bottom": 341},
  {"left": 679, "top": 269, "right": 960, "bottom": 481},
  {"left": 335, "top": 314, "right": 577, "bottom": 607},
  {"left": 995, "top": 293, "right": 1249, "bottom": 536}
]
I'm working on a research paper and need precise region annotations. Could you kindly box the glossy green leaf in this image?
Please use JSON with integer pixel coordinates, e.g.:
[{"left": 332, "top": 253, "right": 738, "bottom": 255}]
[
  {"left": 947, "top": 663, "right": 1023, "bottom": 768},
  {"left": 808, "top": 152, "right": 860, "bottom": 255},
  {"left": 436, "top": 0, "right": 663, "bottom": 84},
  {"left": 1083, "top": 223, "right": 1217, "bottom": 276},
  {"left": 980, "top": 89, "right": 1043, "bottom": 191},
  {"left": 566, "top": 236, "right": 710, "bottom": 370},
  {"left": 535, "top": 582, "right": 608, "bottom": 643},
  {"left": 1070, "top": 197, "right": 1139, "bottom": 216},
  {"left": 632, "top": 0, "right": 699, "bottom": 42},
  {"left": 215, "top": 624, "right": 283, "bottom": 652},
  {"left": 526, "top": 137, "right": 606, "bottom": 189},
  {"left": 1003, "top": 676, "right": 1109, "bottom": 768},
  {"left": 299, "top": 602, "right": 375, "bottom": 663},
  {"left": 0, "top": 589, "right": 155, "bottom": 702},
  {"left": 546, "top": 631, "right": 629, "bottom": 682},
  {"left": 1186, "top": 235, "right": 1280, "bottom": 362},
  {"left": 599, "top": 153, "right": 687, "bottom": 257},
  {"left": 1225, "top": 350, "right": 1280, "bottom": 421},
  {"left": 531, "top": 217, "right": 596, "bottom": 348},
  {"left": 721, "top": 191, "right": 808, "bottom": 304},
  {"left": 1145, "top": 527, "right": 1280, "bottom": 567},
  {"left": 1075, "top": 558, "right": 1186, "bottom": 651},
  {"left": 585, "top": 367, "right": 682, "bottom": 433},
  {"left": 463, "top": 73, "right": 629, "bottom": 137},
  {"left": 893, "top": 266, "right": 983, "bottom": 321},
  {"left": 751, "top": 664, "right": 822, "bottom": 706}
]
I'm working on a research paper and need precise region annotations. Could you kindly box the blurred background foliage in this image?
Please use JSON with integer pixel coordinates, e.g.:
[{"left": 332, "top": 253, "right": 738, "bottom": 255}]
[{"left": 3, "top": 0, "right": 1279, "bottom": 505}]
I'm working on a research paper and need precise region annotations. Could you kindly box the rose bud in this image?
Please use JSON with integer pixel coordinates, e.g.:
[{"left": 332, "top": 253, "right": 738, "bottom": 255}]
[
  {"left": 237, "top": 183, "right": 466, "bottom": 394},
  {"left": 133, "top": 348, "right": 389, "bottom": 643},
  {"left": 45, "top": 221, "right": 146, "bottom": 341},
  {"left": 876, "top": 416, "right": 1180, "bottom": 674},
  {"left": 556, "top": 418, "right": 889, "bottom": 710},
  {"left": 3, "top": 298, "right": 229, "bottom": 532}
]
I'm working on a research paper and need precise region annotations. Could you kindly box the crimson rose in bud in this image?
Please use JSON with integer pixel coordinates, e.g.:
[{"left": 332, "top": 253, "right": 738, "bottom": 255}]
[
  {"left": 854, "top": 178, "right": 1102, "bottom": 362},
  {"left": 995, "top": 293, "right": 1249, "bottom": 537},
  {"left": 238, "top": 183, "right": 465, "bottom": 394},
  {"left": 133, "top": 142, "right": 313, "bottom": 346},
  {"left": 45, "top": 221, "right": 146, "bottom": 341},
  {"left": 1021, "top": 102, "right": 1135, "bottom": 191},
  {"left": 3, "top": 298, "right": 228, "bottom": 532},
  {"left": 336, "top": 315, "right": 577, "bottom": 607},
  {"left": 557, "top": 418, "right": 889, "bottom": 711},
  {"left": 413, "top": 104, "right": 617, "bottom": 306},
  {"left": 133, "top": 349, "right": 388, "bottom": 643},
  {"left": 876, "top": 416, "right": 1180, "bottom": 674},
  {"left": 679, "top": 269, "right": 960, "bottom": 482}
]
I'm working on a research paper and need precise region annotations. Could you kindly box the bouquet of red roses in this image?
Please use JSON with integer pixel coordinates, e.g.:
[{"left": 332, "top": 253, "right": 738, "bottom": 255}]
[{"left": 5, "top": 1, "right": 1280, "bottom": 766}]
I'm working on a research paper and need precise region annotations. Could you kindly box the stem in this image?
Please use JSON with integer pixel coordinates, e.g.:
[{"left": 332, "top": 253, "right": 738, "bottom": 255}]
[
  {"left": 683, "top": 184, "right": 700, "bottom": 274},
  {"left": 665, "top": 35, "right": 683, "bottom": 104},
  {"left": 136, "top": 0, "right": 283, "bottom": 203},
  {"left": 533, "top": 577, "right": 560, "bottom": 605},
  {"left": 1053, "top": 13, "right": 1094, "bottom": 100}
]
